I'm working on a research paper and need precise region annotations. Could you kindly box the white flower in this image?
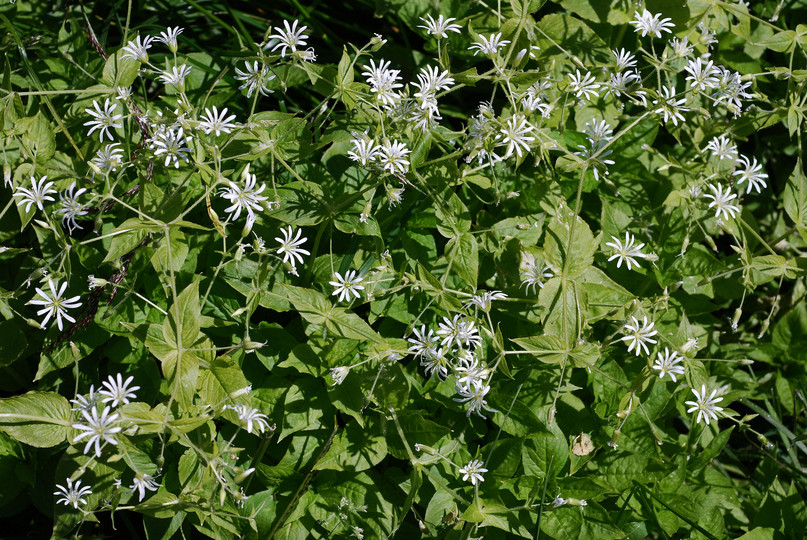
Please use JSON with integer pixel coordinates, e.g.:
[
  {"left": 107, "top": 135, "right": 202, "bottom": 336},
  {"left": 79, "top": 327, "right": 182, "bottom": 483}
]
[
  {"left": 468, "top": 33, "right": 510, "bottom": 57},
  {"left": 70, "top": 385, "right": 100, "bottom": 413},
  {"left": 362, "top": 59, "right": 403, "bottom": 107},
  {"left": 120, "top": 35, "right": 154, "bottom": 62},
  {"left": 420, "top": 347, "right": 451, "bottom": 380},
  {"left": 129, "top": 472, "right": 160, "bottom": 502},
  {"left": 520, "top": 257, "right": 554, "bottom": 294},
  {"left": 605, "top": 232, "right": 648, "bottom": 270},
  {"left": 620, "top": 316, "right": 658, "bottom": 356},
  {"left": 411, "top": 65, "right": 454, "bottom": 112},
  {"left": 464, "top": 291, "right": 507, "bottom": 311},
  {"left": 630, "top": 9, "right": 674, "bottom": 38},
  {"left": 84, "top": 98, "right": 123, "bottom": 142},
  {"left": 13, "top": 176, "right": 57, "bottom": 213},
  {"left": 218, "top": 172, "right": 269, "bottom": 222},
  {"left": 330, "top": 366, "right": 350, "bottom": 385},
  {"left": 151, "top": 126, "right": 192, "bottom": 168},
  {"left": 652, "top": 86, "right": 688, "bottom": 126},
  {"left": 684, "top": 384, "right": 724, "bottom": 425},
  {"left": 684, "top": 58, "right": 720, "bottom": 92},
  {"left": 584, "top": 120, "right": 613, "bottom": 143},
  {"left": 268, "top": 19, "right": 309, "bottom": 58},
  {"left": 437, "top": 315, "right": 482, "bottom": 350},
  {"left": 27, "top": 278, "right": 82, "bottom": 331},
  {"left": 347, "top": 137, "right": 381, "bottom": 166},
  {"left": 458, "top": 459, "right": 487, "bottom": 486},
  {"left": 378, "top": 140, "right": 411, "bottom": 175},
  {"left": 418, "top": 14, "right": 462, "bottom": 38},
  {"left": 275, "top": 226, "right": 310, "bottom": 267},
  {"left": 703, "top": 183, "right": 740, "bottom": 219},
  {"left": 407, "top": 325, "right": 439, "bottom": 358},
  {"left": 155, "top": 26, "right": 183, "bottom": 52},
  {"left": 198, "top": 106, "right": 237, "bottom": 136},
  {"left": 226, "top": 404, "right": 270, "bottom": 434},
  {"left": 56, "top": 182, "right": 89, "bottom": 233},
  {"left": 99, "top": 373, "right": 140, "bottom": 407},
  {"left": 669, "top": 37, "right": 694, "bottom": 58},
  {"left": 705, "top": 134, "right": 738, "bottom": 161},
  {"left": 733, "top": 155, "right": 768, "bottom": 194},
  {"left": 712, "top": 67, "right": 752, "bottom": 115},
  {"left": 454, "top": 380, "right": 496, "bottom": 418},
  {"left": 568, "top": 70, "right": 600, "bottom": 101},
  {"left": 54, "top": 478, "right": 93, "bottom": 509},
  {"left": 90, "top": 143, "right": 124, "bottom": 174},
  {"left": 612, "top": 48, "right": 637, "bottom": 71},
  {"left": 158, "top": 64, "right": 192, "bottom": 91},
  {"left": 329, "top": 270, "right": 365, "bottom": 303},
  {"left": 652, "top": 347, "right": 685, "bottom": 382},
  {"left": 72, "top": 406, "right": 122, "bottom": 457},
  {"left": 234, "top": 61, "right": 276, "bottom": 98},
  {"left": 497, "top": 114, "right": 534, "bottom": 159}
]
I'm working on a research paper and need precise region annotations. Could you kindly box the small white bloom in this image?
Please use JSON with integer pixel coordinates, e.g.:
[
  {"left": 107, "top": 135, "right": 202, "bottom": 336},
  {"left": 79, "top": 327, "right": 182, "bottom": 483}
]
[
  {"left": 330, "top": 366, "right": 350, "bottom": 385},
  {"left": 733, "top": 155, "right": 768, "bottom": 194},
  {"left": 158, "top": 64, "right": 192, "bottom": 91},
  {"left": 458, "top": 459, "right": 487, "bottom": 485},
  {"left": 652, "top": 347, "right": 685, "bottom": 382},
  {"left": 436, "top": 315, "right": 482, "bottom": 350},
  {"left": 234, "top": 60, "right": 276, "bottom": 98},
  {"left": 275, "top": 226, "right": 310, "bottom": 267},
  {"left": 407, "top": 325, "right": 439, "bottom": 359},
  {"left": 605, "top": 232, "right": 648, "bottom": 270},
  {"left": 120, "top": 35, "right": 154, "bottom": 62},
  {"left": 684, "top": 384, "right": 724, "bottom": 425},
  {"left": 620, "top": 316, "right": 658, "bottom": 356},
  {"left": 454, "top": 380, "right": 497, "bottom": 418},
  {"left": 520, "top": 257, "right": 554, "bottom": 294},
  {"left": 72, "top": 406, "right": 123, "bottom": 457},
  {"left": 156, "top": 26, "right": 183, "bottom": 51},
  {"left": 653, "top": 86, "right": 688, "bottom": 126},
  {"left": 418, "top": 14, "right": 462, "bottom": 38},
  {"left": 268, "top": 19, "right": 309, "bottom": 58},
  {"left": 568, "top": 70, "right": 600, "bottom": 101},
  {"left": 84, "top": 98, "right": 123, "bottom": 142},
  {"left": 630, "top": 9, "right": 674, "bottom": 38},
  {"left": 685, "top": 57, "right": 720, "bottom": 92},
  {"left": 703, "top": 183, "right": 740, "bottom": 219},
  {"left": 347, "top": 137, "right": 381, "bottom": 166},
  {"left": 13, "top": 176, "right": 57, "bottom": 213},
  {"left": 27, "top": 278, "right": 82, "bottom": 331},
  {"left": 90, "top": 143, "right": 124, "bottom": 174},
  {"left": 468, "top": 33, "right": 510, "bottom": 57},
  {"left": 198, "top": 106, "right": 237, "bottom": 136},
  {"left": 129, "top": 472, "right": 160, "bottom": 502},
  {"left": 378, "top": 140, "right": 411, "bottom": 175},
  {"left": 218, "top": 172, "right": 269, "bottom": 222},
  {"left": 497, "top": 114, "right": 534, "bottom": 159},
  {"left": 54, "top": 478, "right": 93, "bottom": 509},
  {"left": 463, "top": 291, "right": 507, "bottom": 311},
  {"left": 704, "top": 134, "right": 738, "bottom": 161},
  {"left": 612, "top": 48, "right": 637, "bottom": 71},
  {"left": 99, "top": 373, "right": 140, "bottom": 407},
  {"left": 329, "top": 270, "right": 365, "bottom": 302},
  {"left": 70, "top": 385, "right": 100, "bottom": 413},
  {"left": 226, "top": 404, "right": 270, "bottom": 434},
  {"left": 151, "top": 126, "right": 192, "bottom": 168},
  {"left": 55, "top": 182, "right": 88, "bottom": 233}
]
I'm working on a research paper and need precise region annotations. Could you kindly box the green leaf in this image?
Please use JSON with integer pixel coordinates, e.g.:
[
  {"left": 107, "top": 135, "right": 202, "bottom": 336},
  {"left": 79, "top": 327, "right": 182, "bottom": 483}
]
[
  {"left": 20, "top": 113, "right": 56, "bottom": 161},
  {"left": 538, "top": 277, "right": 588, "bottom": 346},
  {"left": 447, "top": 232, "right": 478, "bottom": 287},
  {"left": 783, "top": 159, "right": 807, "bottom": 239},
  {"left": 386, "top": 411, "right": 449, "bottom": 459},
  {"left": 543, "top": 214, "right": 596, "bottom": 279},
  {"left": 510, "top": 334, "right": 568, "bottom": 364},
  {"left": 0, "top": 391, "right": 71, "bottom": 448},
  {"left": 689, "top": 427, "right": 734, "bottom": 470},
  {"left": 164, "top": 280, "right": 202, "bottom": 351},
  {"left": 102, "top": 49, "right": 141, "bottom": 87},
  {"left": 316, "top": 417, "right": 387, "bottom": 471},
  {"left": 756, "top": 30, "right": 796, "bottom": 52},
  {"left": 103, "top": 218, "right": 160, "bottom": 263}
]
